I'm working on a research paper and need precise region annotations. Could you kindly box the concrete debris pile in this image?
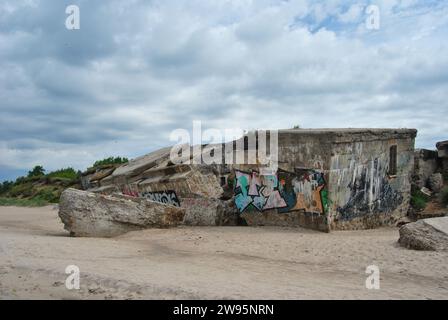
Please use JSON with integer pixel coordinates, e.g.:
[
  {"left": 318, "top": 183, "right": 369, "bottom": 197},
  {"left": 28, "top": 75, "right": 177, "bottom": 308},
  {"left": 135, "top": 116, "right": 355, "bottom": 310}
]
[
  {"left": 414, "top": 141, "right": 448, "bottom": 193},
  {"left": 59, "top": 188, "right": 185, "bottom": 237},
  {"left": 82, "top": 147, "right": 225, "bottom": 201},
  {"left": 398, "top": 217, "right": 448, "bottom": 251},
  {"left": 182, "top": 197, "right": 239, "bottom": 226},
  {"left": 428, "top": 173, "right": 444, "bottom": 193},
  {"left": 77, "top": 144, "right": 237, "bottom": 231},
  {"left": 436, "top": 140, "right": 448, "bottom": 177},
  {"left": 411, "top": 140, "right": 448, "bottom": 220}
]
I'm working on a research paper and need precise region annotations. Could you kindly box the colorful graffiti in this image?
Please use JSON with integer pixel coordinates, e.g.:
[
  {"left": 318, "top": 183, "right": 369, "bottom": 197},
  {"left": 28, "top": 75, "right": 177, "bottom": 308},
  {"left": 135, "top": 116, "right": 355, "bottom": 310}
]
[
  {"left": 234, "top": 169, "right": 328, "bottom": 215},
  {"left": 278, "top": 170, "right": 328, "bottom": 214},
  {"left": 234, "top": 170, "right": 287, "bottom": 212}
]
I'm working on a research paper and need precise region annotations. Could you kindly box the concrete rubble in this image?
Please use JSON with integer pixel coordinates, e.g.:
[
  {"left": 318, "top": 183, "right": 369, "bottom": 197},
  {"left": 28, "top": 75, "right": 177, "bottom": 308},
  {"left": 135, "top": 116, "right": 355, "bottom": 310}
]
[
  {"left": 415, "top": 140, "right": 448, "bottom": 193},
  {"left": 436, "top": 140, "right": 448, "bottom": 158},
  {"left": 58, "top": 188, "right": 185, "bottom": 237},
  {"left": 182, "top": 197, "right": 238, "bottom": 226},
  {"left": 398, "top": 217, "right": 448, "bottom": 251},
  {"left": 428, "top": 173, "right": 444, "bottom": 193},
  {"left": 420, "top": 187, "right": 432, "bottom": 197},
  {"left": 413, "top": 149, "right": 439, "bottom": 189}
]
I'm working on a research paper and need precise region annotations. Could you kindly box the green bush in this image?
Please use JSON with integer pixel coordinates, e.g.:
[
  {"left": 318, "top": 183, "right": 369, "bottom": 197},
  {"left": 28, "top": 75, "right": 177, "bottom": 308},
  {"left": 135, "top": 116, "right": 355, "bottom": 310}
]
[
  {"left": 47, "top": 167, "right": 79, "bottom": 180},
  {"left": 411, "top": 190, "right": 430, "bottom": 211},
  {"left": 27, "top": 165, "right": 45, "bottom": 177},
  {"left": 14, "top": 176, "right": 27, "bottom": 184},
  {"left": 1, "top": 164, "right": 81, "bottom": 203},
  {"left": 48, "top": 177, "right": 77, "bottom": 187},
  {"left": 0, "top": 181, "right": 13, "bottom": 195},
  {"left": 9, "top": 183, "right": 34, "bottom": 198},
  {"left": 92, "top": 156, "right": 129, "bottom": 168},
  {"left": 20, "top": 175, "right": 44, "bottom": 184},
  {"left": 33, "top": 188, "right": 60, "bottom": 203}
]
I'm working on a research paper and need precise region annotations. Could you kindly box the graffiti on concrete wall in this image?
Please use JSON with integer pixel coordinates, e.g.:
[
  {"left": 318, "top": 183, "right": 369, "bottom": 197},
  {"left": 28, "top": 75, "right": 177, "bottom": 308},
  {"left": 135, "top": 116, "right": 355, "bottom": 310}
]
[
  {"left": 234, "top": 170, "right": 287, "bottom": 212},
  {"left": 278, "top": 170, "right": 328, "bottom": 215},
  {"left": 121, "top": 186, "right": 181, "bottom": 207},
  {"left": 122, "top": 185, "right": 139, "bottom": 198},
  {"left": 234, "top": 169, "right": 328, "bottom": 215},
  {"left": 336, "top": 158, "right": 402, "bottom": 220},
  {"left": 141, "top": 190, "right": 181, "bottom": 207}
]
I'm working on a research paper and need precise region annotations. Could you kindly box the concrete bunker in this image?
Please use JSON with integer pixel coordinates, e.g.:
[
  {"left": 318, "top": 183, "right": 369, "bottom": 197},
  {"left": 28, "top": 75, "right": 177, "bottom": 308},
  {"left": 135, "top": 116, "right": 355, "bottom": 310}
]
[{"left": 81, "top": 128, "right": 417, "bottom": 232}]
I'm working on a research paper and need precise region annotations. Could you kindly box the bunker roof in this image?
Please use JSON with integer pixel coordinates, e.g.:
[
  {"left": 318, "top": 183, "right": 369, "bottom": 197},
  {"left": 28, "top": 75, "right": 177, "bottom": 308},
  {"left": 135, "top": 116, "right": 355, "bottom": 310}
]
[{"left": 275, "top": 128, "right": 417, "bottom": 143}]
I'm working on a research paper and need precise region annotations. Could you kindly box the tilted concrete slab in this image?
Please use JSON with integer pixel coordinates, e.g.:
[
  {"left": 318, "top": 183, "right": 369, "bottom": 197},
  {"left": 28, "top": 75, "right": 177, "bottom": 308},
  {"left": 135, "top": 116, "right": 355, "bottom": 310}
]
[
  {"left": 58, "top": 188, "right": 185, "bottom": 237},
  {"left": 425, "top": 217, "right": 448, "bottom": 235},
  {"left": 112, "top": 147, "right": 172, "bottom": 180},
  {"left": 399, "top": 216, "right": 448, "bottom": 251}
]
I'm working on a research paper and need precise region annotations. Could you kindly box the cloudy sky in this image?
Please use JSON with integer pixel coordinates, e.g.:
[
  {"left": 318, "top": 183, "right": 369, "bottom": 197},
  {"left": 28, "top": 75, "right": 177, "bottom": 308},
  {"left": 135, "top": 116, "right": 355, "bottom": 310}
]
[{"left": 0, "top": 0, "right": 447, "bottom": 181}]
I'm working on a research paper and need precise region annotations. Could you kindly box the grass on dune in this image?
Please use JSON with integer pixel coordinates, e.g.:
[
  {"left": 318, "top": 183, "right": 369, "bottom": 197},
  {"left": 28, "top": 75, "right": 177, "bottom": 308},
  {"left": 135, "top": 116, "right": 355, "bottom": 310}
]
[{"left": 0, "top": 197, "right": 51, "bottom": 207}]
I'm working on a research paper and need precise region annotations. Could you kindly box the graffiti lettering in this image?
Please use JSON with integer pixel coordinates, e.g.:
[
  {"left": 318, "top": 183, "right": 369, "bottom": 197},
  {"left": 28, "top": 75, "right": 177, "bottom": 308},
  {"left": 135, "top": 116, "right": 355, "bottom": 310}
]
[
  {"left": 142, "top": 191, "right": 181, "bottom": 207},
  {"left": 234, "top": 169, "right": 328, "bottom": 215},
  {"left": 278, "top": 170, "right": 328, "bottom": 215},
  {"left": 234, "top": 170, "right": 287, "bottom": 212}
]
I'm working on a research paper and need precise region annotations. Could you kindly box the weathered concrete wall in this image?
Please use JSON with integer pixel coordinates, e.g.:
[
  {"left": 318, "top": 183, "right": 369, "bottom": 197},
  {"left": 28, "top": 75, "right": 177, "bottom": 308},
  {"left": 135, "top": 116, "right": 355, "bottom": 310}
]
[
  {"left": 443, "top": 159, "right": 448, "bottom": 180},
  {"left": 436, "top": 140, "right": 448, "bottom": 182},
  {"left": 327, "top": 134, "right": 415, "bottom": 230},
  {"left": 437, "top": 141, "right": 448, "bottom": 158},
  {"left": 413, "top": 149, "right": 440, "bottom": 189},
  {"left": 228, "top": 129, "right": 416, "bottom": 231},
  {"left": 118, "top": 165, "right": 224, "bottom": 204},
  {"left": 276, "top": 131, "right": 333, "bottom": 172},
  {"left": 229, "top": 166, "right": 329, "bottom": 232},
  {"left": 182, "top": 197, "right": 238, "bottom": 226},
  {"left": 241, "top": 210, "right": 327, "bottom": 230},
  {"left": 227, "top": 131, "right": 334, "bottom": 231}
]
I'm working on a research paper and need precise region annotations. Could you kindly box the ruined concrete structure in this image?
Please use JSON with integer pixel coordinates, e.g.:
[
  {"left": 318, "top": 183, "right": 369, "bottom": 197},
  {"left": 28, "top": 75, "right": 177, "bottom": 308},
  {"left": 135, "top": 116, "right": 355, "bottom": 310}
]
[
  {"left": 413, "top": 140, "right": 448, "bottom": 193},
  {"left": 82, "top": 128, "right": 417, "bottom": 232},
  {"left": 413, "top": 149, "right": 440, "bottom": 189},
  {"left": 437, "top": 140, "right": 448, "bottom": 179}
]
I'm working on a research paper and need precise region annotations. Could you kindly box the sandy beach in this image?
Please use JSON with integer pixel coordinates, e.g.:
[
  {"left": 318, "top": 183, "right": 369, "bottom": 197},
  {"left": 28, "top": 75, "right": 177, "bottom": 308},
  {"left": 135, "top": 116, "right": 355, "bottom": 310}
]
[{"left": 0, "top": 205, "right": 447, "bottom": 300}]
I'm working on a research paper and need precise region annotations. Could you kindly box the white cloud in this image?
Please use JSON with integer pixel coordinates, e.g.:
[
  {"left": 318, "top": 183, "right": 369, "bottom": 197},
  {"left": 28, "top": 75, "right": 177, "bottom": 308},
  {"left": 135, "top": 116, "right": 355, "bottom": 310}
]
[
  {"left": 338, "top": 3, "right": 363, "bottom": 23},
  {"left": 0, "top": 0, "right": 447, "bottom": 179}
]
